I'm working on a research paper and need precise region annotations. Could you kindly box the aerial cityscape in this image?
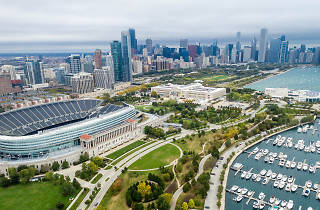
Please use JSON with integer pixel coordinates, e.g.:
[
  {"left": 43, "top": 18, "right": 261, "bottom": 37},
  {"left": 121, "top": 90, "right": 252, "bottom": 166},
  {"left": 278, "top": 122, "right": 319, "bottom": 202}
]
[{"left": 0, "top": 1, "right": 320, "bottom": 210}]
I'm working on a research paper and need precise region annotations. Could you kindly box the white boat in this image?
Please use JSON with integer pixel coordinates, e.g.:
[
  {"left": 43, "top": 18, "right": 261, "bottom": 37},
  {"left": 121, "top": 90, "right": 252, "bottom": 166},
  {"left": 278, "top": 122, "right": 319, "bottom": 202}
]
[
  {"left": 273, "top": 139, "right": 278, "bottom": 145},
  {"left": 259, "top": 203, "right": 265, "bottom": 209},
  {"left": 277, "top": 174, "right": 283, "bottom": 180},
  {"left": 262, "top": 178, "right": 268, "bottom": 185},
  {"left": 303, "top": 188, "right": 311, "bottom": 196},
  {"left": 245, "top": 172, "right": 252, "bottom": 180},
  {"left": 306, "top": 180, "right": 312, "bottom": 188},
  {"left": 231, "top": 185, "right": 239, "bottom": 191},
  {"left": 260, "top": 169, "right": 267, "bottom": 176},
  {"left": 303, "top": 163, "right": 309, "bottom": 171},
  {"left": 263, "top": 149, "right": 269, "bottom": 156},
  {"left": 281, "top": 200, "right": 287, "bottom": 207},
  {"left": 241, "top": 188, "right": 248, "bottom": 195},
  {"left": 311, "top": 146, "right": 316, "bottom": 153},
  {"left": 271, "top": 172, "right": 277, "bottom": 179},
  {"left": 269, "top": 195, "right": 275, "bottom": 203},
  {"left": 314, "top": 184, "right": 319, "bottom": 190},
  {"left": 287, "top": 141, "right": 293, "bottom": 148},
  {"left": 272, "top": 153, "right": 277, "bottom": 158},
  {"left": 307, "top": 207, "right": 313, "bottom": 210},
  {"left": 258, "top": 192, "right": 265, "bottom": 200},
  {"left": 294, "top": 144, "right": 299, "bottom": 149},
  {"left": 237, "top": 188, "right": 242, "bottom": 193},
  {"left": 309, "top": 165, "right": 315, "bottom": 173},
  {"left": 255, "top": 153, "right": 261, "bottom": 160},
  {"left": 288, "top": 176, "right": 293, "bottom": 183},
  {"left": 285, "top": 160, "right": 291, "bottom": 168},
  {"left": 316, "top": 141, "right": 320, "bottom": 148},
  {"left": 287, "top": 200, "right": 294, "bottom": 209},
  {"left": 269, "top": 157, "right": 274, "bottom": 164},
  {"left": 274, "top": 180, "right": 279, "bottom": 188},
  {"left": 252, "top": 173, "right": 258, "bottom": 180},
  {"left": 256, "top": 175, "right": 262, "bottom": 182},
  {"left": 297, "top": 127, "right": 302, "bottom": 133},
  {"left": 253, "top": 201, "right": 259, "bottom": 209},
  {"left": 247, "top": 190, "right": 254, "bottom": 196},
  {"left": 266, "top": 170, "right": 272, "bottom": 177},
  {"left": 264, "top": 156, "right": 270, "bottom": 162},
  {"left": 282, "top": 175, "right": 287, "bottom": 182},
  {"left": 291, "top": 184, "right": 298, "bottom": 192},
  {"left": 279, "top": 181, "right": 285, "bottom": 189},
  {"left": 236, "top": 195, "right": 243, "bottom": 202},
  {"left": 278, "top": 159, "right": 285, "bottom": 167},
  {"left": 297, "top": 162, "right": 303, "bottom": 170},
  {"left": 241, "top": 171, "right": 247, "bottom": 178},
  {"left": 285, "top": 183, "right": 292, "bottom": 191},
  {"left": 275, "top": 198, "right": 281, "bottom": 206},
  {"left": 291, "top": 161, "right": 296, "bottom": 168},
  {"left": 253, "top": 147, "right": 259, "bottom": 154},
  {"left": 304, "top": 146, "right": 310, "bottom": 153}
]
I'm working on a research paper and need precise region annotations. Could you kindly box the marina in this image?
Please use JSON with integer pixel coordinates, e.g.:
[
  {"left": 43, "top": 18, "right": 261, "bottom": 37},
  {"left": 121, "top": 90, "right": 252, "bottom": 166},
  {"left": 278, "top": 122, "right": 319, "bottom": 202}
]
[{"left": 226, "top": 119, "right": 320, "bottom": 210}]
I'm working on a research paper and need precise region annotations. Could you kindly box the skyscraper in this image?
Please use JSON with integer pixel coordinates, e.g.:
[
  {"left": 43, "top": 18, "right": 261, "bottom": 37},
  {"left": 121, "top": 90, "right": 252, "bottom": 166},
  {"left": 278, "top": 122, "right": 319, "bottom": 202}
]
[
  {"left": 93, "top": 66, "right": 114, "bottom": 89},
  {"left": 269, "top": 38, "right": 281, "bottom": 63},
  {"left": 236, "top": 32, "right": 241, "bottom": 51},
  {"left": 251, "top": 37, "right": 257, "bottom": 60},
  {"left": 121, "top": 30, "right": 132, "bottom": 82},
  {"left": 146, "top": 38, "right": 152, "bottom": 55},
  {"left": 110, "top": 41, "right": 122, "bottom": 82},
  {"left": 180, "top": 39, "right": 188, "bottom": 48},
  {"left": 258, "top": 28, "right": 268, "bottom": 62},
  {"left": 68, "top": 54, "right": 81, "bottom": 74},
  {"left": 94, "top": 49, "right": 102, "bottom": 69},
  {"left": 129, "top": 28, "right": 137, "bottom": 55},
  {"left": 279, "top": 40, "right": 289, "bottom": 63},
  {"left": 25, "top": 59, "right": 44, "bottom": 85}
]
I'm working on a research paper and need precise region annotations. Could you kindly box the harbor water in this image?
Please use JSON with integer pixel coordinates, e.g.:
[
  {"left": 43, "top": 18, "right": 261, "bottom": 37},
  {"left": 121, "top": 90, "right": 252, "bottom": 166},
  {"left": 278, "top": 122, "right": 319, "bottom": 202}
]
[
  {"left": 245, "top": 66, "right": 320, "bottom": 92},
  {"left": 226, "top": 119, "right": 320, "bottom": 210}
]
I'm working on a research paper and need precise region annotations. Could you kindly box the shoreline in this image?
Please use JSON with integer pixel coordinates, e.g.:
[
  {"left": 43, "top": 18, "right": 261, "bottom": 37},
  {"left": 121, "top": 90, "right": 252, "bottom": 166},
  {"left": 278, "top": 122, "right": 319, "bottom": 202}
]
[{"left": 244, "top": 66, "right": 298, "bottom": 89}]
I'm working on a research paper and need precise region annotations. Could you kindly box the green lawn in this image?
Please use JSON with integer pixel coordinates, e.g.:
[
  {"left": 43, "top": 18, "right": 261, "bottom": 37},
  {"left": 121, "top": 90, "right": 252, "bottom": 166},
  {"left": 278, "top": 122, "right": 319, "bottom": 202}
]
[
  {"left": 135, "top": 105, "right": 161, "bottom": 112},
  {"left": 202, "top": 75, "right": 231, "bottom": 81},
  {"left": 69, "top": 188, "right": 89, "bottom": 210},
  {"left": 106, "top": 140, "right": 146, "bottom": 160},
  {"left": 91, "top": 173, "right": 103, "bottom": 184},
  {"left": 0, "top": 182, "right": 73, "bottom": 210},
  {"left": 112, "top": 141, "right": 156, "bottom": 166},
  {"left": 128, "top": 144, "right": 181, "bottom": 170}
]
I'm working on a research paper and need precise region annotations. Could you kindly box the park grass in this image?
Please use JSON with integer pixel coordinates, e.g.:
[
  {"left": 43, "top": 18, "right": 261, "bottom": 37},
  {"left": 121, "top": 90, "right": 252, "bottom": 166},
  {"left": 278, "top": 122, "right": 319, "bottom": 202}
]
[
  {"left": 128, "top": 144, "right": 180, "bottom": 170},
  {"left": 98, "top": 170, "right": 162, "bottom": 210},
  {"left": 91, "top": 173, "right": 103, "bottom": 184},
  {"left": 111, "top": 141, "right": 156, "bottom": 166},
  {"left": 69, "top": 188, "right": 89, "bottom": 210},
  {"left": 0, "top": 182, "right": 73, "bottom": 210},
  {"left": 106, "top": 140, "right": 146, "bottom": 160},
  {"left": 174, "top": 136, "right": 204, "bottom": 154},
  {"left": 201, "top": 75, "right": 231, "bottom": 82}
]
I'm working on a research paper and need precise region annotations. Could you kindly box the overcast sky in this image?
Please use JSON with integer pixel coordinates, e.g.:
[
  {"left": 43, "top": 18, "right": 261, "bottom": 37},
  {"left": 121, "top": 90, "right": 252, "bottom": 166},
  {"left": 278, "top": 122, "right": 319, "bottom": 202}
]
[{"left": 0, "top": 0, "right": 319, "bottom": 52}]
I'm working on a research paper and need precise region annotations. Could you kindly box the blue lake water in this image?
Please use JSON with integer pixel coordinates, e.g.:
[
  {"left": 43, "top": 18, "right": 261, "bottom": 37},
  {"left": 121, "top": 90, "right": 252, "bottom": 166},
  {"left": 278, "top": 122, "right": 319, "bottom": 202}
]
[
  {"left": 225, "top": 120, "right": 320, "bottom": 210},
  {"left": 245, "top": 67, "right": 320, "bottom": 92}
]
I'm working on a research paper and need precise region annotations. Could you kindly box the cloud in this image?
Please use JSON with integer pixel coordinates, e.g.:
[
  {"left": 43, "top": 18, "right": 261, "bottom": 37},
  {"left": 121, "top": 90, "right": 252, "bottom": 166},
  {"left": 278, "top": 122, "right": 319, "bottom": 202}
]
[{"left": 0, "top": 0, "right": 319, "bottom": 43}]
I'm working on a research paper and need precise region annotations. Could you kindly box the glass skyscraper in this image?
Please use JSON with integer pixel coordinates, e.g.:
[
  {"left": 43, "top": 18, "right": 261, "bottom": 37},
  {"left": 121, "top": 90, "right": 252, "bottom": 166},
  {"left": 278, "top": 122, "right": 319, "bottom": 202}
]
[
  {"left": 111, "top": 41, "right": 123, "bottom": 82},
  {"left": 121, "top": 30, "right": 132, "bottom": 82}
]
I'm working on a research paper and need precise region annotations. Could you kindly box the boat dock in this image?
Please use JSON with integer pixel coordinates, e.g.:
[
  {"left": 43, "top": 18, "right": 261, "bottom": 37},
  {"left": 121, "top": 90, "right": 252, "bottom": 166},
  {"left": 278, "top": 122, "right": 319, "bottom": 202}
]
[
  {"left": 226, "top": 188, "right": 272, "bottom": 207},
  {"left": 246, "top": 191, "right": 255, "bottom": 205}
]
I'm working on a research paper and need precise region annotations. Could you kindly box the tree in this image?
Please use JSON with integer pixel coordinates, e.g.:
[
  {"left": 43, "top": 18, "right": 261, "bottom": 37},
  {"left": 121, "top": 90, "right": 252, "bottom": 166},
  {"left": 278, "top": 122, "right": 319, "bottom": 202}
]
[
  {"left": 181, "top": 202, "right": 188, "bottom": 210},
  {"left": 225, "top": 139, "right": 232, "bottom": 148},
  {"left": 210, "top": 146, "right": 220, "bottom": 159},
  {"left": 61, "top": 160, "right": 69, "bottom": 169},
  {"left": 8, "top": 168, "right": 20, "bottom": 184},
  {"left": 56, "top": 202, "right": 64, "bottom": 210},
  {"left": 188, "top": 199, "right": 195, "bottom": 209},
  {"left": 157, "top": 196, "right": 170, "bottom": 210},
  {"left": 137, "top": 181, "right": 151, "bottom": 197},
  {"left": 45, "top": 171, "right": 54, "bottom": 181},
  {"left": 72, "top": 178, "right": 81, "bottom": 190},
  {"left": 159, "top": 193, "right": 172, "bottom": 204},
  {"left": 133, "top": 203, "right": 144, "bottom": 210},
  {"left": 0, "top": 177, "right": 10, "bottom": 187},
  {"left": 52, "top": 161, "right": 60, "bottom": 171},
  {"left": 19, "top": 167, "right": 35, "bottom": 184},
  {"left": 79, "top": 152, "right": 89, "bottom": 163},
  {"left": 91, "top": 156, "right": 104, "bottom": 168},
  {"left": 87, "top": 161, "right": 99, "bottom": 175},
  {"left": 151, "top": 91, "right": 158, "bottom": 98},
  {"left": 40, "top": 164, "right": 50, "bottom": 173},
  {"left": 62, "top": 182, "right": 75, "bottom": 197},
  {"left": 183, "top": 182, "right": 191, "bottom": 193}
]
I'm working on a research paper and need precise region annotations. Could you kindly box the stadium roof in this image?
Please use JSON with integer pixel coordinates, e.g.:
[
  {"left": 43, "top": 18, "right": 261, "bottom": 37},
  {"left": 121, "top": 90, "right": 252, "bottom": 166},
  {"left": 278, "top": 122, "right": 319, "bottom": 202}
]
[{"left": 0, "top": 99, "right": 122, "bottom": 136}]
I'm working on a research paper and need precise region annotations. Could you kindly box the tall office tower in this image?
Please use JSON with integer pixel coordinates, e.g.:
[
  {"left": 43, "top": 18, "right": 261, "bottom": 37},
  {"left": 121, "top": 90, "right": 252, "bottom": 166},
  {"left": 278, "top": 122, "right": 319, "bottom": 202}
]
[
  {"left": 105, "top": 55, "right": 114, "bottom": 72},
  {"left": 54, "top": 67, "right": 66, "bottom": 84},
  {"left": 243, "top": 46, "right": 252, "bottom": 62},
  {"left": 129, "top": 28, "right": 137, "bottom": 55},
  {"left": 121, "top": 30, "right": 133, "bottom": 82},
  {"left": 93, "top": 66, "right": 114, "bottom": 89},
  {"left": 280, "top": 35, "right": 286, "bottom": 42},
  {"left": 188, "top": 45, "right": 197, "bottom": 60},
  {"left": 300, "top": 44, "right": 306, "bottom": 53},
  {"left": 71, "top": 72, "right": 94, "bottom": 94},
  {"left": 94, "top": 49, "right": 102, "bottom": 69},
  {"left": 68, "top": 54, "right": 81, "bottom": 74},
  {"left": 236, "top": 32, "right": 241, "bottom": 51},
  {"left": 258, "top": 28, "right": 268, "bottom": 62},
  {"left": 110, "top": 41, "right": 122, "bottom": 82},
  {"left": 25, "top": 59, "right": 44, "bottom": 85},
  {"left": 180, "top": 39, "right": 188, "bottom": 48},
  {"left": 251, "top": 37, "right": 257, "bottom": 60},
  {"left": 146, "top": 38, "right": 152, "bottom": 54},
  {"left": 279, "top": 40, "right": 289, "bottom": 63},
  {"left": 179, "top": 48, "right": 189, "bottom": 62},
  {"left": 313, "top": 47, "right": 320, "bottom": 64},
  {"left": 269, "top": 38, "right": 281, "bottom": 63}
]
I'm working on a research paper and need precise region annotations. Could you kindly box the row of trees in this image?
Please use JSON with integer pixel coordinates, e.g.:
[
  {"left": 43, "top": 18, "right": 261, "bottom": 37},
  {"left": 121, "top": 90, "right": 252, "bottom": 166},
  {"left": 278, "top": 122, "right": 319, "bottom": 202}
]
[{"left": 144, "top": 126, "right": 166, "bottom": 139}]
